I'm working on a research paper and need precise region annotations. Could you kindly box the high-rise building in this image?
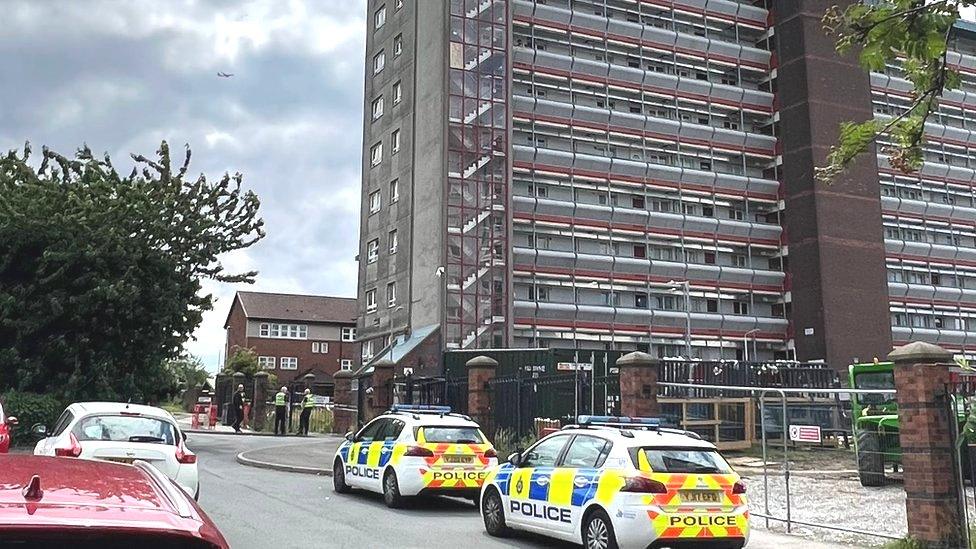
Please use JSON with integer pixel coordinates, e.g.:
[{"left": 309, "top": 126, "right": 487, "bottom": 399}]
[{"left": 355, "top": 0, "right": 976, "bottom": 370}]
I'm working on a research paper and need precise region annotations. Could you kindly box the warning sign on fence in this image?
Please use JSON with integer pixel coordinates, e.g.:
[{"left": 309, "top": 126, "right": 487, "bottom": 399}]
[
  {"left": 788, "top": 425, "right": 822, "bottom": 443},
  {"left": 556, "top": 362, "right": 592, "bottom": 371}
]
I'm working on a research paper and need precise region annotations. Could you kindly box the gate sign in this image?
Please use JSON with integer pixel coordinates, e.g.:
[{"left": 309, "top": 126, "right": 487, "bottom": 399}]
[
  {"left": 788, "top": 425, "right": 822, "bottom": 444},
  {"left": 556, "top": 362, "right": 592, "bottom": 372}
]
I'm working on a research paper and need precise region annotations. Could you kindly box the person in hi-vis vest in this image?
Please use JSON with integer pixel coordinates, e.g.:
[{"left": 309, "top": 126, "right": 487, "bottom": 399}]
[
  {"left": 274, "top": 386, "right": 288, "bottom": 436},
  {"left": 298, "top": 388, "right": 314, "bottom": 436}
]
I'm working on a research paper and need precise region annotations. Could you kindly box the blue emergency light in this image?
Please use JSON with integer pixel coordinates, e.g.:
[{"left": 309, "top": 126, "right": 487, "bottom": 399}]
[
  {"left": 390, "top": 405, "right": 452, "bottom": 414},
  {"left": 577, "top": 415, "right": 661, "bottom": 428}
]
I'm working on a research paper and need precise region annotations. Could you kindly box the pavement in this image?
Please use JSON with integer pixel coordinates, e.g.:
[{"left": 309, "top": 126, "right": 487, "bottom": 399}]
[
  {"left": 213, "top": 434, "right": 867, "bottom": 548},
  {"left": 173, "top": 411, "right": 333, "bottom": 438}
]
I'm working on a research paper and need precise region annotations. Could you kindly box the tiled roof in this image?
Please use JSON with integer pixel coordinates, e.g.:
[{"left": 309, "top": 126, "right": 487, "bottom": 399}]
[{"left": 231, "top": 291, "right": 357, "bottom": 325}]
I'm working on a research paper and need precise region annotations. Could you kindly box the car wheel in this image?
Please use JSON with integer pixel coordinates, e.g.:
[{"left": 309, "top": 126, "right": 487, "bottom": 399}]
[
  {"left": 333, "top": 460, "right": 351, "bottom": 494},
  {"left": 856, "top": 430, "right": 885, "bottom": 487},
  {"left": 481, "top": 488, "right": 511, "bottom": 537},
  {"left": 382, "top": 470, "right": 404, "bottom": 508},
  {"left": 583, "top": 508, "right": 618, "bottom": 549}
]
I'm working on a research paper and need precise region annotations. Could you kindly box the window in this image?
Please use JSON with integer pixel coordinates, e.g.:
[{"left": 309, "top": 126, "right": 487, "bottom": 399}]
[
  {"left": 258, "top": 323, "right": 308, "bottom": 339},
  {"left": 391, "top": 129, "right": 400, "bottom": 154},
  {"left": 393, "top": 80, "right": 402, "bottom": 105},
  {"left": 387, "top": 282, "right": 397, "bottom": 307},
  {"left": 528, "top": 286, "right": 549, "bottom": 302},
  {"left": 731, "top": 254, "right": 747, "bottom": 268},
  {"left": 706, "top": 299, "right": 718, "bottom": 313},
  {"left": 280, "top": 357, "right": 298, "bottom": 370},
  {"left": 74, "top": 416, "right": 178, "bottom": 445},
  {"left": 388, "top": 229, "right": 398, "bottom": 253},
  {"left": 373, "top": 50, "right": 385, "bottom": 74},
  {"left": 258, "top": 356, "right": 276, "bottom": 369},
  {"left": 635, "top": 294, "right": 648, "bottom": 309},
  {"left": 704, "top": 252, "right": 716, "bottom": 265},
  {"left": 374, "top": 5, "right": 386, "bottom": 29},
  {"left": 633, "top": 244, "right": 646, "bottom": 259},
  {"left": 390, "top": 179, "right": 400, "bottom": 202},
  {"left": 311, "top": 342, "right": 328, "bottom": 354},
  {"left": 369, "top": 189, "right": 382, "bottom": 213},
  {"left": 370, "top": 141, "right": 383, "bottom": 167},
  {"left": 419, "top": 426, "right": 485, "bottom": 443},
  {"left": 366, "top": 289, "right": 377, "bottom": 313},
  {"left": 340, "top": 359, "right": 353, "bottom": 371},
  {"left": 367, "top": 239, "right": 379, "bottom": 263},
  {"left": 362, "top": 339, "right": 374, "bottom": 360},
  {"left": 356, "top": 418, "right": 388, "bottom": 443},
  {"left": 733, "top": 301, "right": 749, "bottom": 315},
  {"left": 632, "top": 195, "right": 645, "bottom": 209},
  {"left": 636, "top": 448, "right": 732, "bottom": 474},
  {"left": 371, "top": 96, "right": 384, "bottom": 120},
  {"left": 562, "top": 435, "right": 611, "bottom": 468},
  {"left": 341, "top": 327, "right": 356, "bottom": 342},
  {"left": 394, "top": 34, "right": 402, "bottom": 56},
  {"left": 521, "top": 435, "right": 571, "bottom": 468}
]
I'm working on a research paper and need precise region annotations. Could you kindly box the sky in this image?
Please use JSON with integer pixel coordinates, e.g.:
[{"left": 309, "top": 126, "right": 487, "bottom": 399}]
[{"left": 0, "top": 0, "right": 367, "bottom": 372}]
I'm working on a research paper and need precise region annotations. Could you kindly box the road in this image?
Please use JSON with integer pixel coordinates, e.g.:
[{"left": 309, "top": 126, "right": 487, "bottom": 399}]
[{"left": 187, "top": 433, "right": 858, "bottom": 549}]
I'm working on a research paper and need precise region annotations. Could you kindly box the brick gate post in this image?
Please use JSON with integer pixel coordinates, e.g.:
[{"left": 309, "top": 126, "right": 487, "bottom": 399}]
[
  {"left": 888, "top": 341, "right": 963, "bottom": 548},
  {"left": 617, "top": 351, "right": 659, "bottom": 418},
  {"left": 369, "top": 359, "right": 396, "bottom": 420},
  {"left": 251, "top": 371, "right": 269, "bottom": 432},
  {"left": 332, "top": 370, "right": 355, "bottom": 435},
  {"left": 466, "top": 355, "right": 498, "bottom": 432}
]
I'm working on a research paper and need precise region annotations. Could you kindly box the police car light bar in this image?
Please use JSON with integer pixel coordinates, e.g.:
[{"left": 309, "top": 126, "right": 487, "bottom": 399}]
[
  {"left": 577, "top": 415, "right": 661, "bottom": 428},
  {"left": 389, "top": 405, "right": 452, "bottom": 414}
]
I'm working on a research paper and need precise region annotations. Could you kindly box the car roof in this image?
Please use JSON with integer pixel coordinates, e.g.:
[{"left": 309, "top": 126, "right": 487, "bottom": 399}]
[
  {"left": 0, "top": 455, "right": 221, "bottom": 543},
  {"left": 557, "top": 426, "right": 718, "bottom": 449},
  {"left": 68, "top": 402, "right": 176, "bottom": 421},
  {"left": 378, "top": 411, "right": 480, "bottom": 428}
]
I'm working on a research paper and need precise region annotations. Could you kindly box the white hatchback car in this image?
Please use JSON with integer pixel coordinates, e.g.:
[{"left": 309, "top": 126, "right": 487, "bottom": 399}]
[{"left": 33, "top": 402, "right": 199, "bottom": 499}]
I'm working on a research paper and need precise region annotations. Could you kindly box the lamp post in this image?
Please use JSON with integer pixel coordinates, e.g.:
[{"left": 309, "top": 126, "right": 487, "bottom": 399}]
[
  {"left": 743, "top": 328, "right": 760, "bottom": 362},
  {"left": 667, "top": 280, "right": 692, "bottom": 358}
]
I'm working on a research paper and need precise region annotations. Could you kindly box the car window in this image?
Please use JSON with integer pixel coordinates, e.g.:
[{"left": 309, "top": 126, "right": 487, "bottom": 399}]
[
  {"left": 357, "top": 419, "right": 388, "bottom": 443},
  {"left": 52, "top": 410, "right": 74, "bottom": 436},
  {"left": 635, "top": 447, "right": 733, "bottom": 474},
  {"left": 73, "top": 415, "right": 178, "bottom": 445},
  {"left": 419, "top": 426, "right": 484, "bottom": 444},
  {"left": 521, "top": 435, "right": 570, "bottom": 468},
  {"left": 561, "top": 435, "right": 610, "bottom": 468},
  {"left": 377, "top": 419, "right": 404, "bottom": 441}
]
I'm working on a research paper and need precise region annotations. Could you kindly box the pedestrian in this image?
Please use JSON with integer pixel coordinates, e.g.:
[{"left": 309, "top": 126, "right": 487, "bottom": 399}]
[
  {"left": 232, "top": 384, "right": 246, "bottom": 434},
  {"left": 298, "top": 388, "right": 314, "bottom": 436},
  {"left": 274, "top": 386, "right": 288, "bottom": 436}
]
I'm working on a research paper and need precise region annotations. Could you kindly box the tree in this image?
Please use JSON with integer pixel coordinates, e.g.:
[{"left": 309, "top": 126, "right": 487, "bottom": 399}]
[
  {"left": 163, "top": 354, "right": 211, "bottom": 391},
  {"left": 0, "top": 142, "right": 264, "bottom": 403},
  {"left": 223, "top": 347, "right": 277, "bottom": 388},
  {"left": 818, "top": 1, "right": 970, "bottom": 182}
]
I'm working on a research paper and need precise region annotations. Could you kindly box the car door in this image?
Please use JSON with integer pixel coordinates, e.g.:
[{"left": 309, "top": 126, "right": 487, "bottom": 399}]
[
  {"left": 346, "top": 419, "right": 388, "bottom": 490},
  {"left": 35, "top": 409, "right": 73, "bottom": 456},
  {"left": 555, "top": 434, "right": 612, "bottom": 534},
  {"left": 505, "top": 434, "right": 572, "bottom": 531}
]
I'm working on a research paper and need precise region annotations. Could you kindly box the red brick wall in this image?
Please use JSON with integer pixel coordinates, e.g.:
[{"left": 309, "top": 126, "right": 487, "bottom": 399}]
[
  {"left": 247, "top": 334, "right": 360, "bottom": 385},
  {"left": 224, "top": 298, "right": 249, "bottom": 360},
  {"left": 389, "top": 332, "right": 442, "bottom": 377}
]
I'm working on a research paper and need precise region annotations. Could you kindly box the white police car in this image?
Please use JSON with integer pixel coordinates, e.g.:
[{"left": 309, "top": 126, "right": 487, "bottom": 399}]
[
  {"left": 479, "top": 416, "right": 749, "bottom": 549},
  {"left": 332, "top": 405, "right": 498, "bottom": 507}
]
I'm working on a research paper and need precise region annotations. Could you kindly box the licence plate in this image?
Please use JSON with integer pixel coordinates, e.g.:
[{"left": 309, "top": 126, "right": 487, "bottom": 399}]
[
  {"left": 442, "top": 455, "right": 473, "bottom": 464},
  {"left": 680, "top": 490, "right": 722, "bottom": 503},
  {"left": 101, "top": 457, "right": 135, "bottom": 464}
]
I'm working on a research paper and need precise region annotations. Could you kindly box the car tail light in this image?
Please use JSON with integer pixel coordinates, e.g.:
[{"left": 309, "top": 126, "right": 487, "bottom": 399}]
[
  {"left": 620, "top": 476, "right": 668, "bottom": 494},
  {"left": 404, "top": 445, "right": 434, "bottom": 457},
  {"left": 176, "top": 443, "right": 197, "bottom": 464},
  {"left": 484, "top": 448, "right": 497, "bottom": 458},
  {"left": 55, "top": 433, "right": 82, "bottom": 458},
  {"left": 732, "top": 481, "right": 746, "bottom": 494}
]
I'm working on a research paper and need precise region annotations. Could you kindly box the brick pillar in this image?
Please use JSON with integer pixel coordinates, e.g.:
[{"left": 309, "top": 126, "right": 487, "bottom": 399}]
[
  {"left": 251, "top": 371, "right": 269, "bottom": 432},
  {"left": 617, "top": 351, "right": 659, "bottom": 418},
  {"left": 889, "top": 341, "right": 963, "bottom": 548},
  {"left": 368, "top": 359, "right": 395, "bottom": 420},
  {"left": 467, "top": 356, "right": 497, "bottom": 432},
  {"left": 332, "top": 370, "right": 355, "bottom": 435}
]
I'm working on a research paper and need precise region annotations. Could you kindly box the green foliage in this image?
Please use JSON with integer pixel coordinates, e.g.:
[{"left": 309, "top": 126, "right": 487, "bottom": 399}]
[
  {"left": 491, "top": 428, "right": 537, "bottom": 459},
  {"left": 1, "top": 390, "right": 64, "bottom": 446},
  {"left": 0, "top": 142, "right": 264, "bottom": 403},
  {"left": 818, "top": 1, "right": 972, "bottom": 183},
  {"left": 223, "top": 347, "right": 277, "bottom": 387},
  {"left": 163, "top": 354, "right": 211, "bottom": 392},
  {"left": 882, "top": 537, "right": 926, "bottom": 549}
]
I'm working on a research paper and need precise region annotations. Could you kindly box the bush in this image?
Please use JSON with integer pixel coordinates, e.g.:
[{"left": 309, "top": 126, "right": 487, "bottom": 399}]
[
  {"left": 1, "top": 390, "right": 64, "bottom": 447},
  {"left": 491, "top": 428, "right": 537, "bottom": 459}
]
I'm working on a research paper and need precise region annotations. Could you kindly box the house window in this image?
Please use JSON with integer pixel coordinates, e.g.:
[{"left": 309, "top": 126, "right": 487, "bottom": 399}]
[
  {"left": 370, "top": 141, "right": 383, "bottom": 167},
  {"left": 390, "top": 179, "right": 399, "bottom": 203},
  {"left": 633, "top": 244, "right": 646, "bottom": 259},
  {"left": 258, "top": 356, "right": 276, "bottom": 369},
  {"left": 258, "top": 323, "right": 307, "bottom": 340},
  {"left": 387, "top": 282, "right": 397, "bottom": 307},
  {"left": 311, "top": 342, "right": 329, "bottom": 354},
  {"left": 731, "top": 254, "right": 747, "bottom": 268},
  {"left": 732, "top": 301, "right": 749, "bottom": 315},
  {"left": 373, "top": 50, "right": 385, "bottom": 74},
  {"left": 388, "top": 229, "right": 398, "bottom": 253},
  {"left": 635, "top": 294, "right": 648, "bottom": 309},
  {"left": 362, "top": 340, "right": 374, "bottom": 360},
  {"left": 632, "top": 195, "right": 645, "bottom": 209},
  {"left": 374, "top": 5, "right": 386, "bottom": 29},
  {"left": 311, "top": 342, "right": 318, "bottom": 353},
  {"left": 393, "top": 80, "right": 402, "bottom": 104},
  {"left": 280, "top": 357, "right": 298, "bottom": 370},
  {"left": 369, "top": 190, "right": 382, "bottom": 213},
  {"left": 528, "top": 286, "right": 549, "bottom": 302},
  {"left": 706, "top": 299, "right": 718, "bottom": 313},
  {"left": 371, "top": 96, "right": 384, "bottom": 120},
  {"left": 391, "top": 129, "right": 401, "bottom": 154},
  {"left": 366, "top": 289, "right": 377, "bottom": 313},
  {"left": 340, "top": 359, "right": 353, "bottom": 371},
  {"left": 341, "top": 327, "right": 356, "bottom": 342},
  {"left": 394, "top": 33, "right": 403, "bottom": 56},
  {"left": 367, "top": 239, "right": 379, "bottom": 263},
  {"left": 704, "top": 252, "right": 716, "bottom": 264}
]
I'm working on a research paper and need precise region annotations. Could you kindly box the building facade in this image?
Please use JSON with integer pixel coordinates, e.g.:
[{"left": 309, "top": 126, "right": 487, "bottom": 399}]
[
  {"left": 224, "top": 291, "right": 360, "bottom": 387},
  {"left": 355, "top": 0, "right": 976, "bottom": 369}
]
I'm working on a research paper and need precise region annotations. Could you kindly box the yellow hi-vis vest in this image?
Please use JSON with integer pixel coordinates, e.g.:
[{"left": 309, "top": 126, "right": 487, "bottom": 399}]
[
  {"left": 303, "top": 394, "right": 315, "bottom": 409},
  {"left": 275, "top": 392, "right": 286, "bottom": 406}
]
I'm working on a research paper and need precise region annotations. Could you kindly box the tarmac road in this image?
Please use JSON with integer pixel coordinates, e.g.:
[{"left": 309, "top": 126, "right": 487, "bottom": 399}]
[{"left": 187, "top": 433, "right": 861, "bottom": 549}]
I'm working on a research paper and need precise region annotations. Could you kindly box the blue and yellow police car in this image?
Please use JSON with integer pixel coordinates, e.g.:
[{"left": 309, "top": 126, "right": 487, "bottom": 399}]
[
  {"left": 479, "top": 416, "right": 749, "bottom": 549},
  {"left": 333, "top": 405, "right": 498, "bottom": 507}
]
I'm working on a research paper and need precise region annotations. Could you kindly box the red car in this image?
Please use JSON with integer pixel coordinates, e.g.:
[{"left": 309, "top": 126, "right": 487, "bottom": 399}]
[
  {"left": 0, "top": 400, "right": 16, "bottom": 453},
  {"left": 0, "top": 455, "right": 228, "bottom": 548}
]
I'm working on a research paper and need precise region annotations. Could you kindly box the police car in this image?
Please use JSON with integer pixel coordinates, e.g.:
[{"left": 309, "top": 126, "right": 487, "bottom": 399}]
[
  {"left": 479, "top": 416, "right": 749, "bottom": 549},
  {"left": 332, "top": 405, "right": 498, "bottom": 508}
]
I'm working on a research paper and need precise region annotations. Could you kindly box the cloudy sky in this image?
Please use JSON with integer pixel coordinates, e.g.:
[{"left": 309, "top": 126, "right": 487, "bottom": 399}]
[{"left": 0, "top": 0, "right": 367, "bottom": 371}]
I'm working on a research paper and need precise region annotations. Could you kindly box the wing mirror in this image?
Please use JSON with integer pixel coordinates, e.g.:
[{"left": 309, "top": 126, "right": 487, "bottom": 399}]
[
  {"left": 181, "top": 431, "right": 188, "bottom": 441},
  {"left": 344, "top": 432, "right": 354, "bottom": 442},
  {"left": 507, "top": 452, "right": 521, "bottom": 466},
  {"left": 30, "top": 424, "right": 48, "bottom": 438},
  {"left": 5, "top": 416, "right": 17, "bottom": 426}
]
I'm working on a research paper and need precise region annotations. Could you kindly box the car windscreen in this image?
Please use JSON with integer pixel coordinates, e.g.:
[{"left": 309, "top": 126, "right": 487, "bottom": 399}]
[
  {"left": 631, "top": 447, "right": 732, "bottom": 474},
  {"left": 417, "top": 426, "right": 484, "bottom": 444},
  {"left": 73, "top": 415, "right": 178, "bottom": 445},
  {"left": 854, "top": 372, "right": 896, "bottom": 406}
]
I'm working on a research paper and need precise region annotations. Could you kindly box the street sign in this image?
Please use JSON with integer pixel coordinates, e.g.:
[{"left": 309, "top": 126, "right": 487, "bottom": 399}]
[
  {"left": 789, "top": 425, "right": 822, "bottom": 443},
  {"left": 556, "top": 362, "right": 592, "bottom": 372}
]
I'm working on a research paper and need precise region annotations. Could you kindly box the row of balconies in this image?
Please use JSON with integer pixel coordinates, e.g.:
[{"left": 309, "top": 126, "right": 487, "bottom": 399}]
[
  {"left": 877, "top": 155, "right": 976, "bottom": 189},
  {"left": 886, "top": 238, "right": 976, "bottom": 265},
  {"left": 891, "top": 326, "right": 976, "bottom": 349},
  {"left": 532, "top": 0, "right": 770, "bottom": 33}
]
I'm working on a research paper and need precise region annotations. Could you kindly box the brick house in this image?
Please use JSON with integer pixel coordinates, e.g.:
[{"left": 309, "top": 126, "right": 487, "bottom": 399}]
[{"left": 223, "top": 291, "right": 360, "bottom": 391}]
